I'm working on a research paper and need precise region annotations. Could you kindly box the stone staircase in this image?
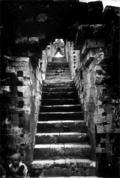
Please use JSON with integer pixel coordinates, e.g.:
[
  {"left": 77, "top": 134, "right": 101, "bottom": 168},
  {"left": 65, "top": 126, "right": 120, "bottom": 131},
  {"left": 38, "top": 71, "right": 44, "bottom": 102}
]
[{"left": 30, "top": 57, "right": 96, "bottom": 177}]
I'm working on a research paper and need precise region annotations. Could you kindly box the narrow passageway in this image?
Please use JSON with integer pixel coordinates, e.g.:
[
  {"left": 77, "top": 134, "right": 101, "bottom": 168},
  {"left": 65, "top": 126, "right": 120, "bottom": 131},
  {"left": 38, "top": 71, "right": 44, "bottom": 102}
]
[
  {"left": 1, "top": 1, "right": 120, "bottom": 177},
  {"left": 31, "top": 57, "right": 96, "bottom": 177}
]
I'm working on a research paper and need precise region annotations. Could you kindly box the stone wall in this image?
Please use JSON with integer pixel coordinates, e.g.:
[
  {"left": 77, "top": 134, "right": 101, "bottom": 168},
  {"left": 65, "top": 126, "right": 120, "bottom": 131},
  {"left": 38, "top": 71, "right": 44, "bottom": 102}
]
[
  {"left": 66, "top": 41, "right": 80, "bottom": 79},
  {"left": 0, "top": 55, "right": 43, "bottom": 166},
  {"left": 74, "top": 32, "right": 120, "bottom": 176}
]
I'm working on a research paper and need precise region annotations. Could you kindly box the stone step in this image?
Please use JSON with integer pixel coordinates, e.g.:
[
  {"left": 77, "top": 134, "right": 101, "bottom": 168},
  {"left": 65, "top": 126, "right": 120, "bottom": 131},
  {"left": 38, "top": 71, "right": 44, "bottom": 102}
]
[
  {"left": 51, "top": 58, "right": 68, "bottom": 63},
  {"left": 39, "top": 112, "right": 83, "bottom": 120},
  {"left": 46, "top": 74, "right": 70, "bottom": 78},
  {"left": 46, "top": 75, "right": 71, "bottom": 79},
  {"left": 46, "top": 72, "right": 70, "bottom": 75},
  {"left": 47, "top": 62, "right": 69, "bottom": 67},
  {"left": 46, "top": 75, "right": 71, "bottom": 78},
  {"left": 37, "top": 120, "right": 87, "bottom": 133},
  {"left": 35, "top": 132, "right": 89, "bottom": 144},
  {"left": 47, "top": 68, "right": 70, "bottom": 72},
  {"left": 40, "top": 104, "right": 82, "bottom": 112},
  {"left": 43, "top": 85, "right": 75, "bottom": 90},
  {"left": 46, "top": 68, "right": 70, "bottom": 71},
  {"left": 42, "top": 91, "right": 77, "bottom": 95},
  {"left": 31, "top": 177, "right": 100, "bottom": 178},
  {"left": 45, "top": 78, "right": 72, "bottom": 83},
  {"left": 43, "top": 87, "right": 76, "bottom": 92},
  {"left": 47, "top": 63, "right": 69, "bottom": 67},
  {"left": 43, "top": 81, "right": 74, "bottom": 87},
  {"left": 47, "top": 65, "right": 69, "bottom": 68},
  {"left": 42, "top": 91, "right": 78, "bottom": 99},
  {"left": 42, "top": 98, "right": 79, "bottom": 105},
  {"left": 46, "top": 71, "right": 70, "bottom": 75},
  {"left": 31, "top": 159, "right": 96, "bottom": 177},
  {"left": 33, "top": 143, "right": 91, "bottom": 160},
  {"left": 46, "top": 70, "right": 70, "bottom": 74}
]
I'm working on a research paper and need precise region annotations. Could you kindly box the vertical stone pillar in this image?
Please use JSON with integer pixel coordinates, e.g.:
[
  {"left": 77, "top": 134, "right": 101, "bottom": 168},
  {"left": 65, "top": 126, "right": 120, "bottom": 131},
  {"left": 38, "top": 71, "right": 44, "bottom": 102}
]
[{"left": 42, "top": 50, "right": 47, "bottom": 80}]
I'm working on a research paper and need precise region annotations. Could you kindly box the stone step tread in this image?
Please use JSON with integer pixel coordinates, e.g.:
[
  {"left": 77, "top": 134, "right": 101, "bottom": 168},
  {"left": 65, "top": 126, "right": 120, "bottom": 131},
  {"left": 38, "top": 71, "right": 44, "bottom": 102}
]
[
  {"left": 42, "top": 94, "right": 78, "bottom": 99},
  {"left": 34, "top": 143, "right": 91, "bottom": 149},
  {"left": 46, "top": 77, "right": 71, "bottom": 79},
  {"left": 46, "top": 72, "right": 70, "bottom": 74},
  {"left": 44, "top": 80, "right": 73, "bottom": 83},
  {"left": 42, "top": 90, "right": 76, "bottom": 93},
  {"left": 41, "top": 101, "right": 80, "bottom": 106},
  {"left": 46, "top": 75, "right": 70, "bottom": 77},
  {"left": 35, "top": 132, "right": 89, "bottom": 144},
  {"left": 46, "top": 73, "right": 70, "bottom": 75},
  {"left": 38, "top": 113, "right": 83, "bottom": 120},
  {"left": 47, "top": 69, "right": 69, "bottom": 70},
  {"left": 43, "top": 83, "right": 74, "bottom": 86},
  {"left": 47, "top": 67, "right": 69, "bottom": 69},
  {"left": 40, "top": 105, "right": 82, "bottom": 112},
  {"left": 47, "top": 62, "right": 69, "bottom": 64},
  {"left": 32, "top": 159, "right": 96, "bottom": 168},
  {"left": 45, "top": 78, "right": 71, "bottom": 80},
  {"left": 41, "top": 104, "right": 81, "bottom": 107},
  {"left": 47, "top": 64, "right": 69, "bottom": 66},
  {"left": 46, "top": 70, "right": 70, "bottom": 72},
  {"left": 46, "top": 76, "right": 70, "bottom": 78},
  {"left": 42, "top": 94, "right": 77, "bottom": 98},
  {"left": 45, "top": 80, "right": 72, "bottom": 83},
  {"left": 47, "top": 63, "right": 69, "bottom": 65},
  {"left": 35, "top": 132, "right": 88, "bottom": 136},
  {"left": 37, "top": 120, "right": 85, "bottom": 124},
  {"left": 43, "top": 86, "right": 76, "bottom": 92},
  {"left": 37, "top": 121, "right": 87, "bottom": 133},
  {"left": 44, "top": 81, "right": 73, "bottom": 83},
  {"left": 46, "top": 74, "right": 70, "bottom": 76},
  {"left": 39, "top": 112, "right": 83, "bottom": 119},
  {"left": 46, "top": 70, "right": 71, "bottom": 73},
  {"left": 43, "top": 85, "right": 75, "bottom": 88},
  {"left": 47, "top": 68, "right": 70, "bottom": 73},
  {"left": 37, "top": 177, "right": 100, "bottom": 178},
  {"left": 42, "top": 91, "right": 76, "bottom": 94},
  {"left": 35, "top": 132, "right": 88, "bottom": 141},
  {"left": 43, "top": 87, "right": 76, "bottom": 90},
  {"left": 42, "top": 99, "right": 78, "bottom": 100},
  {"left": 47, "top": 63, "right": 69, "bottom": 69},
  {"left": 33, "top": 147, "right": 91, "bottom": 160},
  {"left": 47, "top": 65, "right": 69, "bottom": 67},
  {"left": 40, "top": 112, "right": 82, "bottom": 114}
]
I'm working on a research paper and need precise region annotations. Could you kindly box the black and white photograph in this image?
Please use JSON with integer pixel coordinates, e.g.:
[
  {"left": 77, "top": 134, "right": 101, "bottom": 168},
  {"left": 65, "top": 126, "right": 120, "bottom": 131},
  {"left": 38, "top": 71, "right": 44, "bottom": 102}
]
[{"left": 0, "top": 0, "right": 120, "bottom": 177}]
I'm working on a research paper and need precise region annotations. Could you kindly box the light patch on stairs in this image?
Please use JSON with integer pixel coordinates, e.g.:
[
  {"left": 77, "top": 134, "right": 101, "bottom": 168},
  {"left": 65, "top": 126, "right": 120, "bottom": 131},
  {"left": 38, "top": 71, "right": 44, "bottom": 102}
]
[
  {"left": 34, "top": 143, "right": 91, "bottom": 149},
  {"left": 42, "top": 104, "right": 81, "bottom": 107},
  {"left": 39, "top": 177, "right": 101, "bottom": 178},
  {"left": 36, "top": 132, "right": 87, "bottom": 136},
  {"left": 37, "top": 120, "right": 85, "bottom": 124},
  {"left": 32, "top": 159, "right": 96, "bottom": 168},
  {"left": 40, "top": 112, "right": 82, "bottom": 114}
]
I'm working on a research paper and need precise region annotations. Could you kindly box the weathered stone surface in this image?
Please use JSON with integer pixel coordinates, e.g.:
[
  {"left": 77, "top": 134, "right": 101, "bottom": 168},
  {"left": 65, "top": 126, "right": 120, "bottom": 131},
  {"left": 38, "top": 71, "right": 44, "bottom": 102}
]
[
  {"left": 0, "top": 56, "right": 43, "bottom": 166},
  {"left": 35, "top": 132, "right": 89, "bottom": 144},
  {"left": 73, "top": 19, "right": 120, "bottom": 176},
  {"left": 37, "top": 120, "right": 87, "bottom": 133},
  {"left": 39, "top": 112, "right": 83, "bottom": 121},
  {"left": 33, "top": 143, "right": 91, "bottom": 160},
  {"left": 31, "top": 159, "right": 96, "bottom": 177},
  {"left": 40, "top": 104, "right": 82, "bottom": 112}
]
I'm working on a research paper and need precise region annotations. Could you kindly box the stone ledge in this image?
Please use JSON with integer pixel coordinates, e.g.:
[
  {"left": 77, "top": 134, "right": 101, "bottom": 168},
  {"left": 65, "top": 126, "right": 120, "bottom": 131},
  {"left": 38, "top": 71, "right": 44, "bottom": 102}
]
[{"left": 32, "top": 159, "right": 96, "bottom": 169}]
